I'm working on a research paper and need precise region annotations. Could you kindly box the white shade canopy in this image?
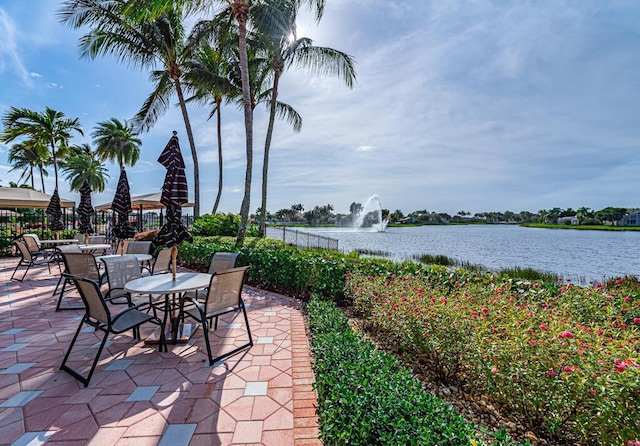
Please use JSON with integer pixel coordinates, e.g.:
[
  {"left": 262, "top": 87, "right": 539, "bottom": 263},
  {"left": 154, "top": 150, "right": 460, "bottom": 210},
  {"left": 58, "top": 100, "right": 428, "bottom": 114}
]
[{"left": 0, "top": 188, "right": 76, "bottom": 209}]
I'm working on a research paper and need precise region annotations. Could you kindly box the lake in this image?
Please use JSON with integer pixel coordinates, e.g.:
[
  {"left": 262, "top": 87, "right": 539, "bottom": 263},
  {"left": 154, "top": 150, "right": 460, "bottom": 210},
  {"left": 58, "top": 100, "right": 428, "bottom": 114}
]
[{"left": 303, "top": 225, "right": 640, "bottom": 284}]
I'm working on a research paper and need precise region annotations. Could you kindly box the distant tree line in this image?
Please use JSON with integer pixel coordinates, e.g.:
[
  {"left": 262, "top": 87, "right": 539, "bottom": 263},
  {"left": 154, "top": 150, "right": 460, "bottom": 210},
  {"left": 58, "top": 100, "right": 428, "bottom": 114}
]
[{"left": 251, "top": 203, "right": 636, "bottom": 227}]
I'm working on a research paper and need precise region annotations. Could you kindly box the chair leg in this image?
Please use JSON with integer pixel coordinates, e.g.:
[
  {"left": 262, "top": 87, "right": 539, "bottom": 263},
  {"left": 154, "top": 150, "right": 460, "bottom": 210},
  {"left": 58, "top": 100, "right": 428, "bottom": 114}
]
[
  {"left": 60, "top": 319, "right": 109, "bottom": 387},
  {"left": 10, "top": 260, "right": 23, "bottom": 281}
]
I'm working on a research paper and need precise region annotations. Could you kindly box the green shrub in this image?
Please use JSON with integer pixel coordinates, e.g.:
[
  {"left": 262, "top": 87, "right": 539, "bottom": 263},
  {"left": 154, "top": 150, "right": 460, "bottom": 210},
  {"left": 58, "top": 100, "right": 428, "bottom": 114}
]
[
  {"left": 308, "top": 296, "right": 482, "bottom": 446},
  {"left": 191, "top": 213, "right": 258, "bottom": 237}
]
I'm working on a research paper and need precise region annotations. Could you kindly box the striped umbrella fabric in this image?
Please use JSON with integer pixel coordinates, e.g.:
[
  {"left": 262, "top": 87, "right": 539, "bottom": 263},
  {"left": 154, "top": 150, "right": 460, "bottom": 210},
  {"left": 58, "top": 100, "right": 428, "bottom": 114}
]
[
  {"left": 77, "top": 180, "right": 94, "bottom": 234},
  {"left": 111, "top": 169, "right": 136, "bottom": 240},
  {"left": 154, "top": 131, "right": 193, "bottom": 247},
  {"left": 46, "top": 188, "right": 64, "bottom": 231}
]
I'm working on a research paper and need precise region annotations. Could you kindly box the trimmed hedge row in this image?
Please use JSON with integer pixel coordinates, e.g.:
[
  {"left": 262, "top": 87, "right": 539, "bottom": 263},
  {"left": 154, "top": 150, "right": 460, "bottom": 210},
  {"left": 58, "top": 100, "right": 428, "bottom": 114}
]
[
  {"left": 307, "top": 295, "right": 484, "bottom": 445},
  {"left": 178, "top": 236, "right": 423, "bottom": 301}
]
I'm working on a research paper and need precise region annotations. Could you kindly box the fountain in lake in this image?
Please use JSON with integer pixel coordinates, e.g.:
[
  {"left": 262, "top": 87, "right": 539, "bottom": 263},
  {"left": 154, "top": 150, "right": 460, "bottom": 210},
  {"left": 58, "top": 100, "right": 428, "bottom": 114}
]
[{"left": 353, "top": 194, "right": 388, "bottom": 232}]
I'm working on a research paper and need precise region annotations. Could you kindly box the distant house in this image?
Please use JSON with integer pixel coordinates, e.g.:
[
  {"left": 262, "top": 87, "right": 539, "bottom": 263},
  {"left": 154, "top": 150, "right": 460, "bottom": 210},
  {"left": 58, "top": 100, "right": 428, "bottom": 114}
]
[
  {"left": 621, "top": 212, "right": 640, "bottom": 226},
  {"left": 557, "top": 216, "right": 579, "bottom": 225}
]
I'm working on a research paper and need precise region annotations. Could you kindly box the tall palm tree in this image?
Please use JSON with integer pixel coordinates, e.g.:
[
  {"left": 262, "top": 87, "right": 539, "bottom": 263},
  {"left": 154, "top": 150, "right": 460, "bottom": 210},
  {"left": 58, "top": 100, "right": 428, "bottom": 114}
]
[
  {"left": 184, "top": 44, "right": 236, "bottom": 214},
  {"left": 254, "top": 0, "right": 356, "bottom": 236},
  {"left": 92, "top": 118, "right": 142, "bottom": 171},
  {"left": 7, "top": 139, "right": 50, "bottom": 192},
  {"left": 61, "top": 143, "right": 110, "bottom": 193},
  {"left": 58, "top": 0, "right": 204, "bottom": 216},
  {"left": 0, "top": 106, "right": 83, "bottom": 191}
]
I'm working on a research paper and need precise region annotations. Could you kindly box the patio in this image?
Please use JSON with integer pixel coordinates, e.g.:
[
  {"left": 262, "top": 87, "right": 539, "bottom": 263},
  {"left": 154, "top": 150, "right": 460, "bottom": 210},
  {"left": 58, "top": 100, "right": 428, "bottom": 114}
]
[{"left": 0, "top": 255, "right": 320, "bottom": 445}]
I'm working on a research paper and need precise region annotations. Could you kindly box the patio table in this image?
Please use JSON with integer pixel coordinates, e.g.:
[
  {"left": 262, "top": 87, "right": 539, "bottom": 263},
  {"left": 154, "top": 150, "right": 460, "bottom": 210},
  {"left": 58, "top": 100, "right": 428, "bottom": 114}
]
[
  {"left": 78, "top": 243, "right": 111, "bottom": 255},
  {"left": 39, "top": 239, "right": 79, "bottom": 245},
  {"left": 125, "top": 272, "right": 211, "bottom": 344}
]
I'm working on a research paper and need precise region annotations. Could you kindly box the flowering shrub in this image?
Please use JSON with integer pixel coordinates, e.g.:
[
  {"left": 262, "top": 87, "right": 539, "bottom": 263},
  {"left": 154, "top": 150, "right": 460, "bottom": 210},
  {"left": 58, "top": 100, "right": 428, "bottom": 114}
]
[{"left": 348, "top": 271, "right": 640, "bottom": 445}]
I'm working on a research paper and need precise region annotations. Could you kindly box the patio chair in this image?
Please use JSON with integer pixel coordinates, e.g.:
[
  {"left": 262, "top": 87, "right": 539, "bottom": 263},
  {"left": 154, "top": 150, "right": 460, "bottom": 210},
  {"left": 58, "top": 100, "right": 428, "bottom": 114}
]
[
  {"left": 51, "top": 244, "right": 84, "bottom": 299},
  {"left": 178, "top": 266, "right": 252, "bottom": 366},
  {"left": 55, "top": 252, "right": 105, "bottom": 311},
  {"left": 60, "top": 276, "right": 166, "bottom": 387},
  {"left": 23, "top": 234, "right": 53, "bottom": 259},
  {"left": 183, "top": 252, "right": 240, "bottom": 301},
  {"left": 151, "top": 247, "right": 173, "bottom": 275},
  {"left": 10, "top": 240, "right": 58, "bottom": 281},
  {"left": 101, "top": 255, "right": 151, "bottom": 308},
  {"left": 126, "top": 241, "right": 153, "bottom": 272}
]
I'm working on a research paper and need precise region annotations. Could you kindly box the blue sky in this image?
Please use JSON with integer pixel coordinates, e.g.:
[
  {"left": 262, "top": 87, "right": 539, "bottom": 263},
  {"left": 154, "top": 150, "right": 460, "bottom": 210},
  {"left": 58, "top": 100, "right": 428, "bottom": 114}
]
[{"left": 1, "top": 0, "right": 639, "bottom": 216}]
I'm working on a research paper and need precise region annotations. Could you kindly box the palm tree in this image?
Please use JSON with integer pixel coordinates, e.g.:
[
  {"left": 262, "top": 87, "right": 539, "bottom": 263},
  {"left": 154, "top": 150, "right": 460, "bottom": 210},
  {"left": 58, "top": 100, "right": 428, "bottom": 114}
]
[
  {"left": 60, "top": 144, "right": 110, "bottom": 193},
  {"left": 253, "top": 0, "right": 356, "bottom": 236},
  {"left": 7, "top": 139, "right": 50, "bottom": 192},
  {"left": 0, "top": 106, "right": 83, "bottom": 191},
  {"left": 184, "top": 42, "right": 237, "bottom": 214},
  {"left": 92, "top": 118, "right": 142, "bottom": 171},
  {"left": 58, "top": 0, "right": 204, "bottom": 216}
]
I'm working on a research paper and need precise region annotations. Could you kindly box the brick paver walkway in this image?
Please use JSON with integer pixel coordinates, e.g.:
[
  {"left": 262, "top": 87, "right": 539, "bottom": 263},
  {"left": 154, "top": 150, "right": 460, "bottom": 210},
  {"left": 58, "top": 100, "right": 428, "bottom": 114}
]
[{"left": 0, "top": 255, "right": 320, "bottom": 445}]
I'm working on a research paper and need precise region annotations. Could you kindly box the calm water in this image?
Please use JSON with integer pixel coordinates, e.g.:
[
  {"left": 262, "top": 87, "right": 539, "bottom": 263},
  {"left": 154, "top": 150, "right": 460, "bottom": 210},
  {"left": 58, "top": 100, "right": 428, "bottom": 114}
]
[{"left": 305, "top": 225, "right": 640, "bottom": 283}]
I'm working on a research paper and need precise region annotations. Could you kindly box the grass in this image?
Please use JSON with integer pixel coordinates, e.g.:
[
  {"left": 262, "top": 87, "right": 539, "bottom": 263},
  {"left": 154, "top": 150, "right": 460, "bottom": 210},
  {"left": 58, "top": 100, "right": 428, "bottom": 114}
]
[{"left": 521, "top": 223, "right": 640, "bottom": 231}]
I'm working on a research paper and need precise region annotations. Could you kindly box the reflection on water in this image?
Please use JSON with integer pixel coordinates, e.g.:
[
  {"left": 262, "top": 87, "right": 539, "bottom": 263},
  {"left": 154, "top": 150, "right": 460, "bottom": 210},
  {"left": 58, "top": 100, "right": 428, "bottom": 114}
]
[{"left": 304, "top": 225, "right": 640, "bottom": 283}]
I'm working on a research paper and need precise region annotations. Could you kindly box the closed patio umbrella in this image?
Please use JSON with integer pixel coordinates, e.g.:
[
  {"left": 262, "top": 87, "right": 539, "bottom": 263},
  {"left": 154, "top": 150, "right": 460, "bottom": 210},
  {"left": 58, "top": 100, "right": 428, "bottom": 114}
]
[
  {"left": 111, "top": 169, "right": 136, "bottom": 240},
  {"left": 154, "top": 131, "right": 193, "bottom": 249},
  {"left": 77, "top": 180, "right": 94, "bottom": 235},
  {"left": 46, "top": 188, "right": 65, "bottom": 232}
]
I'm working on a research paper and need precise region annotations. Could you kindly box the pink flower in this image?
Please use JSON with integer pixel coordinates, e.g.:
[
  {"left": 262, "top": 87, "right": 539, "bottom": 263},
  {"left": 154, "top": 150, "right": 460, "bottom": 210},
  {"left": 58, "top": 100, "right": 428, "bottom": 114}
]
[
  {"left": 491, "top": 368, "right": 499, "bottom": 374},
  {"left": 481, "top": 306, "right": 489, "bottom": 314},
  {"left": 527, "top": 339, "right": 536, "bottom": 345},
  {"left": 547, "top": 369, "right": 556, "bottom": 376},
  {"left": 559, "top": 331, "right": 574, "bottom": 339},
  {"left": 634, "top": 318, "right": 640, "bottom": 324},
  {"left": 616, "top": 279, "right": 623, "bottom": 285},
  {"left": 564, "top": 366, "right": 573, "bottom": 373},
  {"left": 539, "top": 323, "right": 548, "bottom": 331}
]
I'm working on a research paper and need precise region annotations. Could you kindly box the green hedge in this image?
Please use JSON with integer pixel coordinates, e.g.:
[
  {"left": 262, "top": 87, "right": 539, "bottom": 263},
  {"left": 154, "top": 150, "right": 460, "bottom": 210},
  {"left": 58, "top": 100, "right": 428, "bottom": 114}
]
[
  {"left": 178, "top": 236, "right": 422, "bottom": 301},
  {"left": 308, "top": 296, "right": 488, "bottom": 445}
]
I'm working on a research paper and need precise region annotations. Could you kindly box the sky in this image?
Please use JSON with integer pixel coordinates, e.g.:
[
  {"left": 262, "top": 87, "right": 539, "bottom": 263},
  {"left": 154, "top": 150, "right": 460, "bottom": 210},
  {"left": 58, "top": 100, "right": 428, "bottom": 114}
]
[{"left": 1, "top": 0, "right": 639, "bottom": 216}]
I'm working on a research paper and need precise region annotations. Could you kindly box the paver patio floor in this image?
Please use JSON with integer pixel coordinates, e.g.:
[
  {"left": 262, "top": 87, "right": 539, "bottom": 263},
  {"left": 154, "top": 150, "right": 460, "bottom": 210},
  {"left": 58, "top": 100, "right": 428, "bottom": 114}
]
[{"left": 0, "top": 255, "right": 320, "bottom": 445}]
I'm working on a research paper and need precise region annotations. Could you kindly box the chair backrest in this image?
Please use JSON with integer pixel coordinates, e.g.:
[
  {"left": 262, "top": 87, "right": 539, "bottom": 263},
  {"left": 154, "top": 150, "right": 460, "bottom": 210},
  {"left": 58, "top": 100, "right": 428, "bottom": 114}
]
[
  {"left": 101, "top": 255, "right": 142, "bottom": 294},
  {"left": 57, "top": 244, "right": 83, "bottom": 254},
  {"left": 207, "top": 252, "right": 240, "bottom": 275},
  {"left": 61, "top": 252, "right": 101, "bottom": 282},
  {"left": 74, "top": 277, "right": 110, "bottom": 325},
  {"left": 152, "top": 247, "right": 173, "bottom": 275},
  {"left": 74, "top": 233, "right": 85, "bottom": 242},
  {"left": 126, "top": 241, "right": 152, "bottom": 255},
  {"left": 23, "top": 235, "right": 41, "bottom": 253},
  {"left": 14, "top": 240, "right": 33, "bottom": 262},
  {"left": 24, "top": 233, "right": 42, "bottom": 246},
  {"left": 203, "top": 266, "right": 250, "bottom": 315},
  {"left": 88, "top": 235, "right": 105, "bottom": 244}
]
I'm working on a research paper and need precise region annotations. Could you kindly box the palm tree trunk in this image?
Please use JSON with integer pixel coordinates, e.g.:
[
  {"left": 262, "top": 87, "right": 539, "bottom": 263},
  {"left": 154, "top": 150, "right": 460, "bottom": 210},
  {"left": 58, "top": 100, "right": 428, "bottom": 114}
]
[
  {"left": 30, "top": 166, "right": 35, "bottom": 189},
  {"left": 40, "top": 166, "right": 46, "bottom": 193},
  {"left": 259, "top": 69, "right": 281, "bottom": 237},
  {"left": 234, "top": 0, "right": 253, "bottom": 245},
  {"left": 174, "top": 79, "right": 200, "bottom": 218},
  {"left": 50, "top": 141, "right": 59, "bottom": 191},
  {"left": 212, "top": 98, "right": 223, "bottom": 214}
]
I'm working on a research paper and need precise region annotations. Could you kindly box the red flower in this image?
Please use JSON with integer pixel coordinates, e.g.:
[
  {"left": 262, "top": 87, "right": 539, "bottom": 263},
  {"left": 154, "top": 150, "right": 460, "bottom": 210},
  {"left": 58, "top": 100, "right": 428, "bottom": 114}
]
[
  {"left": 539, "top": 323, "right": 548, "bottom": 331},
  {"left": 547, "top": 369, "right": 556, "bottom": 376},
  {"left": 559, "top": 331, "right": 574, "bottom": 339},
  {"left": 616, "top": 279, "right": 623, "bottom": 285},
  {"left": 634, "top": 318, "right": 640, "bottom": 324},
  {"left": 481, "top": 306, "right": 489, "bottom": 314},
  {"left": 564, "top": 365, "right": 573, "bottom": 373}
]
